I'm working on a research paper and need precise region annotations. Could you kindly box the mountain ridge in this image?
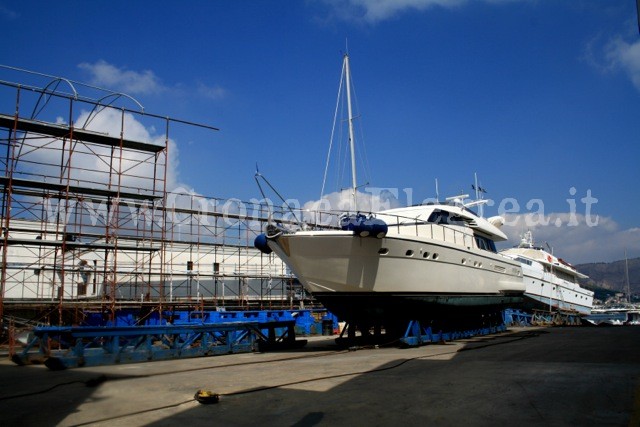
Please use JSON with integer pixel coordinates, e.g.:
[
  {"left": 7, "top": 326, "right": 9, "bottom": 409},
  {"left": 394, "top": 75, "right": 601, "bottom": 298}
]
[{"left": 576, "top": 257, "right": 639, "bottom": 296}]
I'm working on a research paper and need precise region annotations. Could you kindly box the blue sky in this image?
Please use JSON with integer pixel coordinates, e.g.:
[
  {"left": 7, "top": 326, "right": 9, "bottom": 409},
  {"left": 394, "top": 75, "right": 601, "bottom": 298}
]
[{"left": 1, "top": 0, "right": 639, "bottom": 264}]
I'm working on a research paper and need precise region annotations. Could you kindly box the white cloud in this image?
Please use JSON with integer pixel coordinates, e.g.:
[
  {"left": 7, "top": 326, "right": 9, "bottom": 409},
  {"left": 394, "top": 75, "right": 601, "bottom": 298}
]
[
  {"left": 584, "top": 29, "right": 640, "bottom": 93},
  {"left": 78, "top": 60, "right": 228, "bottom": 101},
  {"left": 499, "top": 212, "right": 640, "bottom": 264},
  {"left": 300, "top": 188, "right": 403, "bottom": 226},
  {"left": 604, "top": 37, "right": 640, "bottom": 91},
  {"left": 304, "top": 188, "right": 402, "bottom": 212},
  {"left": 321, "top": 0, "right": 517, "bottom": 23},
  {"left": 78, "top": 60, "right": 166, "bottom": 95},
  {"left": 295, "top": 192, "right": 638, "bottom": 263},
  {"left": 17, "top": 107, "right": 185, "bottom": 193},
  {"left": 197, "top": 82, "right": 227, "bottom": 100},
  {"left": 77, "top": 107, "right": 183, "bottom": 191},
  {"left": 0, "top": 5, "right": 19, "bottom": 20}
]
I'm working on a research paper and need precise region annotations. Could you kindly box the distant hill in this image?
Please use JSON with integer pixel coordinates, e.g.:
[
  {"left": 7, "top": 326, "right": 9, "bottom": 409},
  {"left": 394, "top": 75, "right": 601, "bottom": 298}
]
[{"left": 576, "top": 257, "right": 640, "bottom": 296}]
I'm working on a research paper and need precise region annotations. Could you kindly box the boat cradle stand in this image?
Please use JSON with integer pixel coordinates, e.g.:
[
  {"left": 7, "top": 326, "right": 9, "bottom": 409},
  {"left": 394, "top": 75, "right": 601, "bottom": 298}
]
[
  {"left": 502, "top": 309, "right": 533, "bottom": 326},
  {"left": 334, "top": 320, "right": 507, "bottom": 348},
  {"left": 530, "top": 309, "right": 583, "bottom": 326},
  {"left": 11, "top": 320, "right": 306, "bottom": 370},
  {"left": 398, "top": 320, "right": 507, "bottom": 347}
]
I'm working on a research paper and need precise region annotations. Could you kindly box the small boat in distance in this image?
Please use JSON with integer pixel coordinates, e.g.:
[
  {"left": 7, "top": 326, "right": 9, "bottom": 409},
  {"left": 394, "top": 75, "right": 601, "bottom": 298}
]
[
  {"left": 500, "top": 230, "right": 594, "bottom": 315},
  {"left": 255, "top": 53, "right": 525, "bottom": 331}
]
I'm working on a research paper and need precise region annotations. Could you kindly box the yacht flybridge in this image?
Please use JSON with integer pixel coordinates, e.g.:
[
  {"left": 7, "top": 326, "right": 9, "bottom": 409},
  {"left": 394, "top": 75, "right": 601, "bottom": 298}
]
[{"left": 255, "top": 53, "right": 525, "bottom": 328}]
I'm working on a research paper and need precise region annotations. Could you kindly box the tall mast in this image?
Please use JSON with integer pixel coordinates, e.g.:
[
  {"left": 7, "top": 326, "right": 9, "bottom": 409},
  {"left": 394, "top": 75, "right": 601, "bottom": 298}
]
[{"left": 344, "top": 53, "right": 358, "bottom": 211}]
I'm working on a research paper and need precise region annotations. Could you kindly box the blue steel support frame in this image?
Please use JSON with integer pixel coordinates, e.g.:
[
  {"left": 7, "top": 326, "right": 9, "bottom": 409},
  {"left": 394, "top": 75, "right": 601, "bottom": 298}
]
[
  {"left": 399, "top": 320, "right": 507, "bottom": 347},
  {"left": 12, "top": 320, "right": 300, "bottom": 369},
  {"left": 502, "top": 309, "right": 533, "bottom": 326}
]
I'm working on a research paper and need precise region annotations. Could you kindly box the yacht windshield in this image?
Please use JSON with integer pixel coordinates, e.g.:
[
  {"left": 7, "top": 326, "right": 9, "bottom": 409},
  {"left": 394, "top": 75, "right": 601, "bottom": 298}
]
[{"left": 427, "top": 210, "right": 466, "bottom": 226}]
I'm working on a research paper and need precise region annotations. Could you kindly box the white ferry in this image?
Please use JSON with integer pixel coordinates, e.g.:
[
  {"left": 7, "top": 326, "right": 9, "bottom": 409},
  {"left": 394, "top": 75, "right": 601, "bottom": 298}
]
[{"left": 500, "top": 230, "right": 594, "bottom": 315}]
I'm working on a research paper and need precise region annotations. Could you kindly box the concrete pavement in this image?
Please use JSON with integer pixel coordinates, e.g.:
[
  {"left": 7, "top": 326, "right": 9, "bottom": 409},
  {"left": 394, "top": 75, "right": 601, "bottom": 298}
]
[{"left": 0, "top": 326, "right": 638, "bottom": 426}]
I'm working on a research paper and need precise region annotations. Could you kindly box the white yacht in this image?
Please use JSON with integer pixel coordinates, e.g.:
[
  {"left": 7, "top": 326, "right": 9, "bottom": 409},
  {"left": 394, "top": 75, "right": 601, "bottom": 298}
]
[
  {"left": 257, "top": 200, "right": 525, "bottom": 324},
  {"left": 500, "top": 231, "right": 594, "bottom": 315},
  {"left": 255, "top": 53, "right": 527, "bottom": 326}
]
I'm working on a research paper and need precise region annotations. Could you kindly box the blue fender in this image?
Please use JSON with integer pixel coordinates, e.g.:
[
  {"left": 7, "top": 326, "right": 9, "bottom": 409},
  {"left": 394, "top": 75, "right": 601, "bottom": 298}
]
[{"left": 254, "top": 233, "right": 272, "bottom": 254}]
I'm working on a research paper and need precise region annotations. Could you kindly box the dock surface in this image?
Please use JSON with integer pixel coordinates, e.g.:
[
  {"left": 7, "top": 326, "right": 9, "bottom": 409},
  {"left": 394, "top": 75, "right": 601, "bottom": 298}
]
[{"left": 1, "top": 326, "right": 639, "bottom": 426}]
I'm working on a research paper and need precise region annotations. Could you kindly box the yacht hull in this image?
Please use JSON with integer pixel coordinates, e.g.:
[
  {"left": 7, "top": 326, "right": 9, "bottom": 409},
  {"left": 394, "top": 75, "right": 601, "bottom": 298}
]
[
  {"left": 312, "top": 291, "right": 521, "bottom": 324},
  {"left": 268, "top": 231, "right": 524, "bottom": 322}
]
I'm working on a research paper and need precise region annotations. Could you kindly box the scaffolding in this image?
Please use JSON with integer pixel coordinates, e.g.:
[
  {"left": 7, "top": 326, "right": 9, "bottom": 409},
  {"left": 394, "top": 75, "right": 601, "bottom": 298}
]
[{"left": 0, "top": 67, "right": 303, "bottom": 328}]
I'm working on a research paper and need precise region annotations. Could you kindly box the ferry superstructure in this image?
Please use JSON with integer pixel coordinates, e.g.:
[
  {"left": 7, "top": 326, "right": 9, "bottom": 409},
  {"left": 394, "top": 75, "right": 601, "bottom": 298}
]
[{"left": 500, "top": 231, "right": 594, "bottom": 315}]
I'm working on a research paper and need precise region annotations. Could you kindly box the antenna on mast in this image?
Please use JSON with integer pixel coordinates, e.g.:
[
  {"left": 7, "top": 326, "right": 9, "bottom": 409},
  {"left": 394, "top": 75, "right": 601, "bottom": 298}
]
[
  {"left": 435, "top": 178, "right": 440, "bottom": 202},
  {"left": 545, "top": 241, "right": 553, "bottom": 255},
  {"left": 472, "top": 173, "right": 487, "bottom": 217}
]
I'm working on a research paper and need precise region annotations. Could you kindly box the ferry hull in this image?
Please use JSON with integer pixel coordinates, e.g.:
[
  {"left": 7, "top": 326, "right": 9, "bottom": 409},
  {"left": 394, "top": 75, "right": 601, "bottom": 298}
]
[
  {"left": 522, "top": 292, "right": 592, "bottom": 316},
  {"left": 500, "top": 230, "right": 594, "bottom": 316}
]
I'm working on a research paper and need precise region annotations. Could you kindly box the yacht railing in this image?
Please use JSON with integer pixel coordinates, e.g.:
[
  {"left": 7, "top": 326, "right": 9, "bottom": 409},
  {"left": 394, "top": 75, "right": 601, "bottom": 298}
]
[
  {"left": 277, "top": 209, "right": 475, "bottom": 249},
  {"left": 382, "top": 216, "right": 474, "bottom": 249}
]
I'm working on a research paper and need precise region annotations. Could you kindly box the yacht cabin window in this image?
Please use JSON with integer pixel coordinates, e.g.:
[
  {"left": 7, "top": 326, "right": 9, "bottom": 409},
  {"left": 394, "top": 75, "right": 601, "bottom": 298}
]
[
  {"left": 474, "top": 235, "right": 497, "bottom": 253},
  {"left": 515, "top": 256, "right": 532, "bottom": 266}
]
